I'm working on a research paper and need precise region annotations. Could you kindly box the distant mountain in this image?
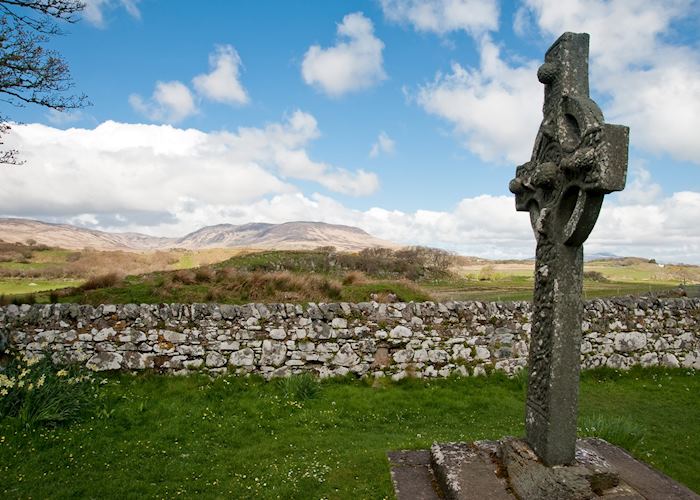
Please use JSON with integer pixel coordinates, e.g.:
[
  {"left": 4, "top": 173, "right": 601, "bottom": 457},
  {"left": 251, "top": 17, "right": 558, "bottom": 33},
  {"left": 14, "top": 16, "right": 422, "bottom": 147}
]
[
  {"left": 584, "top": 252, "right": 620, "bottom": 262},
  {"left": 0, "top": 218, "right": 396, "bottom": 252},
  {"left": 177, "top": 221, "right": 389, "bottom": 251}
]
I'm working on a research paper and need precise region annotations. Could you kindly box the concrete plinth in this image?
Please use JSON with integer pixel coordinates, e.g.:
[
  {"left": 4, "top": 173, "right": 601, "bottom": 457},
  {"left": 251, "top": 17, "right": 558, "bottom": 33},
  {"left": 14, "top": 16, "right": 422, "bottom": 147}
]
[{"left": 388, "top": 438, "right": 699, "bottom": 500}]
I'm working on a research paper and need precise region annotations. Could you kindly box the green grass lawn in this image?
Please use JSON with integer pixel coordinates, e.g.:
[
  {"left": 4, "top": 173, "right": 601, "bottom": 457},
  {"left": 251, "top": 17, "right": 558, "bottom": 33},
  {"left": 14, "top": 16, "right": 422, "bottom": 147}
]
[
  {"left": 1, "top": 368, "right": 697, "bottom": 499},
  {"left": 0, "top": 278, "right": 84, "bottom": 296},
  {"left": 426, "top": 275, "right": 677, "bottom": 302}
]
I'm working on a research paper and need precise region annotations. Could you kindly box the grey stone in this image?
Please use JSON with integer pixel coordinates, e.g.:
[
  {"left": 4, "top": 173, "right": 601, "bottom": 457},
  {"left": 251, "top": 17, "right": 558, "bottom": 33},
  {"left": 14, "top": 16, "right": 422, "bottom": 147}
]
[
  {"left": 332, "top": 343, "right": 359, "bottom": 367},
  {"left": 390, "top": 325, "right": 412, "bottom": 338},
  {"left": 331, "top": 317, "right": 347, "bottom": 329},
  {"left": 393, "top": 349, "right": 414, "bottom": 364},
  {"left": 428, "top": 349, "right": 449, "bottom": 364},
  {"left": 475, "top": 346, "right": 491, "bottom": 360},
  {"left": 260, "top": 340, "right": 287, "bottom": 367},
  {"left": 93, "top": 327, "right": 114, "bottom": 342},
  {"left": 86, "top": 352, "right": 122, "bottom": 371},
  {"left": 269, "top": 328, "right": 286, "bottom": 340},
  {"left": 162, "top": 330, "right": 187, "bottom": 343},
  {"left": 230, "top": 348, "right": 255, "bottom": 366},
  {"left": 509, "top": 32, "right": 628, "bottom": 467},
  {"left": 205, "top": 352, "right": 227, "bottom": 368},
  {"left": 660, "top": 353, "right": 680, "bottom": 368},
  {"left": 614, "top": 332, "right": 647, "bottom": 352}
]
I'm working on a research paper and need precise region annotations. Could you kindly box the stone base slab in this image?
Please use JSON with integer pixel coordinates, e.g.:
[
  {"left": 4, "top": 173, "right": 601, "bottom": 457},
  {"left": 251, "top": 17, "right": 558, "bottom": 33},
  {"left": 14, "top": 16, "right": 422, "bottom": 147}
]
[{"left": 388, "top": 438, "right": 699, "bottom": 500}]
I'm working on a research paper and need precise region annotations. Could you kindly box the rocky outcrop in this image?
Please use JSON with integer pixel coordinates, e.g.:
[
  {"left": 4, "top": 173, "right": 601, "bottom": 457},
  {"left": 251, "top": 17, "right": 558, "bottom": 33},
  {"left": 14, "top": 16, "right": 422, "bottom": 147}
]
[{"left": 1, "top": 297, "right": 698, "bottom": 377}]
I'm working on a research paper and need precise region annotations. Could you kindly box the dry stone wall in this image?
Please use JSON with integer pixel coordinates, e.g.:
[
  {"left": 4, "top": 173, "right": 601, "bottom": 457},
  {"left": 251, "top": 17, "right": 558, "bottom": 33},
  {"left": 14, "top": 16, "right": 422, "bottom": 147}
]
[{"left": 1, "top": 297, "right": 699, "bottom": 378}]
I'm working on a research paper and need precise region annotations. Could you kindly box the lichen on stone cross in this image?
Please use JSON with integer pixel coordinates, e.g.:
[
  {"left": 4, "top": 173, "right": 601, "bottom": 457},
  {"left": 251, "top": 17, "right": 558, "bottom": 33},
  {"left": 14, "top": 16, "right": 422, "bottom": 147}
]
[{"left": 509, "top": 32, "right": 629, "bottom": 466}]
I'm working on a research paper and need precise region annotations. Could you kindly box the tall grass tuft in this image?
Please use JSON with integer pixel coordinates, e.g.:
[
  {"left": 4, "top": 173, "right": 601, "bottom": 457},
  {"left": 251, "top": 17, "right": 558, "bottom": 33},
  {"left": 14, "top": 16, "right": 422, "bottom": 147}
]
[
  {"left": 579, "top": 414, "right": 645, "bottom": 451},
  {"left": 279, "top": 373, "right": 321, "bottom": 402}
]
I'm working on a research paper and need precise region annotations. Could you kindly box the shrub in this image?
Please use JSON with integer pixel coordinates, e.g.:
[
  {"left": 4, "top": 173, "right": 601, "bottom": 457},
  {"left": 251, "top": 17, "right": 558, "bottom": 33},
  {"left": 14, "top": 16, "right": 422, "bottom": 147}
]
[
  {"left": 79, "top": 272, "right": 120, "bottom": 291},
  {"left": 172, "top": 269, "right": 196, "bottom": 284},
  {"left": 342, "top": 271, "right": 365, "bottom": 285},
  {"left": 584, "top": 271, "right": 609, "bottom": 282},
  {"left": 0, "top": 352, "right": 100, "bottom": 428},
  {"left": 194, "top": 267, "right": 214, "bottom": 283}
]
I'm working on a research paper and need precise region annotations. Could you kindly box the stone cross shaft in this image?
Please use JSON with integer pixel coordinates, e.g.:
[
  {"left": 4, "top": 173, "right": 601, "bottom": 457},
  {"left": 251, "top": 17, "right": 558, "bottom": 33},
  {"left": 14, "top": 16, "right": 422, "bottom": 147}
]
[{"left": 509, "top": 32, "right": 629, "bottom": 466}]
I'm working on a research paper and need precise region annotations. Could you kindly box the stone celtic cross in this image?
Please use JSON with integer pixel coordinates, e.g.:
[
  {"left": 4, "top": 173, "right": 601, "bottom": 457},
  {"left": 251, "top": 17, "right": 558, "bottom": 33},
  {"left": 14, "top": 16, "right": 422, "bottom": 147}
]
[{"left": 509, "top": 32, "right": 629, "bottom": 466}]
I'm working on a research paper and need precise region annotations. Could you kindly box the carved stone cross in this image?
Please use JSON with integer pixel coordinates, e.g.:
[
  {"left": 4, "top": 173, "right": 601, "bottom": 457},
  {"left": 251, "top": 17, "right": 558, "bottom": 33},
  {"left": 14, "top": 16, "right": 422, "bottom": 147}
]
[{"left": 509, "top": 32, "right": 629, "bottom": 466}]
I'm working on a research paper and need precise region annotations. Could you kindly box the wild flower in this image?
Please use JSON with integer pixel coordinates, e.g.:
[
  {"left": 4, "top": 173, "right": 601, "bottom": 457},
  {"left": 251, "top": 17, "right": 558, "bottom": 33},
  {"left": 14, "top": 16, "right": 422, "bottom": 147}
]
[{"left": 0, "top": 350, "right": 101, "bottom": 428}]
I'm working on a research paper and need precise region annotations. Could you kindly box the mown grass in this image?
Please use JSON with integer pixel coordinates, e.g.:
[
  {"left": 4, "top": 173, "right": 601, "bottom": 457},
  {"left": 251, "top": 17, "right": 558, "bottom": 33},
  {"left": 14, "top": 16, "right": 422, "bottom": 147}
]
[
  {"left": 426, "top": 274, "right": 678, "bottom": 302},
  {"left": 0, "top": 368, "right": 697, "bottom": 498},
  {"left": 0, "top": 278, "right": 83, "bottom": 295}
]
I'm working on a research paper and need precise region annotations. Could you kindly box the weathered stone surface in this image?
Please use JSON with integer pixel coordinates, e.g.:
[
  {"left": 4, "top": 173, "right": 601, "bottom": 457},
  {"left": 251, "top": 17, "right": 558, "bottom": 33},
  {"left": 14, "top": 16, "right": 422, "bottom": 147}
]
[
  {"left": 230, "top": 348, "right": 255, "bottom": 366},
  {"left": 390, "top": 325, "right": 412, "bottom": 338},
  {"left": 387, "top": 450, "right": 442, "bottom": 500},
  {"left": 430, "top": 442, "right": 513, "bottom": 500},
  {"left": 205, "top": 352, "right": 226, "bottom": 368},
  {"left": 1, "top": 299, "right": 697, "bottom": 378},
  {"left": 86, "top": 352, "right": 122, "bottom": 371},
  {"left": 162, "top": 330, "right": 187, "bottom": 343},
  {"left": 332, "top": 343, "right": 359, "bottom": 367},
  {"left": 260, "top": 340, "right": 287, "bottom": 367},
  {"left": 614, "top": 332, "right": 647, "bottom": 352},
  {"left": 510, "top": 32, "right": 629, "bottom": 466}
]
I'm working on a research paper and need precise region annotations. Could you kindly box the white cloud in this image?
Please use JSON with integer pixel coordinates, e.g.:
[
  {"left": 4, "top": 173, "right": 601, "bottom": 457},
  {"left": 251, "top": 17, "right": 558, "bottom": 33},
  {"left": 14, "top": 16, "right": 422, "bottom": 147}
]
[
  {"left": 1, "top": 113, "right": 378, "bottom": 228},
  {"left": 193, "top": 45, "right": 249, "bottom": 106},
  {"left": 519, "top": 0, "right": 700, "bottom": 164},
  {"left": 4, "top": 117, "right": 699, "bottom": 262},
  {"left": 45, "top": 109, "right": 85, "bottom": 126},
  {"left": 83, "top": 0, "right": 141, "bottom": 27},
  {"left": 129, "top": 81, "right": 198, "bottom": 124},
  {"left": 380, "top": 0, "right": 499, "bottom": 35},
  {"left": 417, "top": 36, "right": 542, "bottom": 164},
  {"left": 369, "top": 131, "right": 396, "bottom": 158},
  {"left": 302, "top": 12, "right": 386, "bottom": 97},
  {"left": 617, "top": 163, "right": 662, "bottom": 206}
]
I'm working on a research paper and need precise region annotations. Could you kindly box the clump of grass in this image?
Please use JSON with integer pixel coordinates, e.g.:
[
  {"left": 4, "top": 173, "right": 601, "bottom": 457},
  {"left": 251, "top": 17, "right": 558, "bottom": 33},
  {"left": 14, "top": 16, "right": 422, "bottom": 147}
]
[
  {"left": 79, "top": 272, "right": 120, "bottom": 291},
  {"left": 342, "top": 271, "right": 365, "bottom": 285},
  {"left": 0, "top": 352, "right": 100, "bottom": 428},
  {"left": 579, "top": 414, "right": 645, "bottom": 451},
  {"left": 172, "top": 269, "right": 196, "bottom": 285},
  {"left": 194, "top": 267, "right": 214, "bottom": 283},
  {"left": 278, "top": 373, "right": 321, "bottom": 402},
  {"left": 511, "top": 367, "right": 528, "bottom": 392}
]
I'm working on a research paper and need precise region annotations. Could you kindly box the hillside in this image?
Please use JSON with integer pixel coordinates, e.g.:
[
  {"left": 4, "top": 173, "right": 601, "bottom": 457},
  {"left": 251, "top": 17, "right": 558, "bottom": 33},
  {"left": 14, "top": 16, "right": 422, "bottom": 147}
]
[{"left": 0, "top": 218, "right": 396, "bottom": 252}]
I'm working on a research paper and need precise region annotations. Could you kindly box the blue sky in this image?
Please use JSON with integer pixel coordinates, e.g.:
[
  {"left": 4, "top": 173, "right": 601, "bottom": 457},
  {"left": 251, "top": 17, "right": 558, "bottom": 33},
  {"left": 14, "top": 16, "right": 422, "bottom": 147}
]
[{"left": 4, "top": 0, "right": 700, "bottom": 262}]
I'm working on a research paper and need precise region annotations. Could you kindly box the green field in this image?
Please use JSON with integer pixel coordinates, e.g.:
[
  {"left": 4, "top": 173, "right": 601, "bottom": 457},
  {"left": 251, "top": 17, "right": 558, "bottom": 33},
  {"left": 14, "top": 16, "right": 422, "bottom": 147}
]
[
  {"left": 0, "top": 367, "right": 697, "bottom": 498},
  {"left": 0, "top": 245, "right": 697, "bottom": 304},
  {"left": 0, "top": 278, "right": 83, "bottom": 296}
]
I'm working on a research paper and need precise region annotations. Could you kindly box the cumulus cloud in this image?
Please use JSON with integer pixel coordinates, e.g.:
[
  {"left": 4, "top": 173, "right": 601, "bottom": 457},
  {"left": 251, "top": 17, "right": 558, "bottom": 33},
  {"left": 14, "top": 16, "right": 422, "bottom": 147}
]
[
  {"left": 193, "top": 45, "right": 249, "bottom": 105},
  {"left": 369, "top": 131, "right": 395, "bottom": 158},
  {"left": 83, "top": 0, "right": 141, "bottom": 27},
  {"left": 129, "top": 81, "right": 198, "bottom": 124},
  {"left": 302, "top": 12, "right": 386, "bottom": 97},
  {"left": 1, "top": 112, "right": 378, "bottom": 229},
  {"left": 380, "top": 0, "right": 499, "bottom": 35},
  {"left": 417, "top": 37, "right": 542, "bottom": 164},
  {"left": 4, "top": 116, "right": 699, "bottom": 261},
  {"left": 617, "top": 163, "right": 662, "bottom": 206},
  {"left": 518, "top": 0, "right": 700, "bottom": 164}
]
